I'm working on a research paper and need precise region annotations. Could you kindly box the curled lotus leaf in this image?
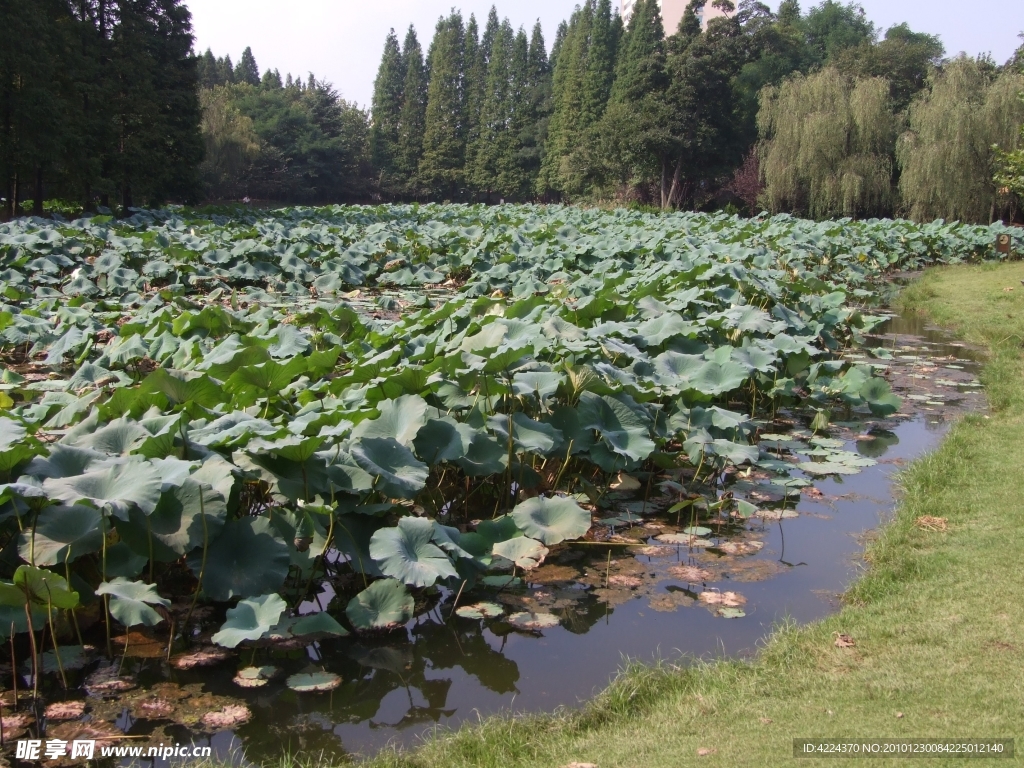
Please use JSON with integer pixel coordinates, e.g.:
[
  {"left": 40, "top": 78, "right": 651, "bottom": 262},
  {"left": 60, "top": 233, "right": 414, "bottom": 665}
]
[
  {"left": 212, "top": 593, "right": 288, "bottom": 648},
  {"left": 492, "top": 537, "right": 548, "bottom": 570},
  {"left": 95, "top": 578, "right": 170, "bottom": 627}
]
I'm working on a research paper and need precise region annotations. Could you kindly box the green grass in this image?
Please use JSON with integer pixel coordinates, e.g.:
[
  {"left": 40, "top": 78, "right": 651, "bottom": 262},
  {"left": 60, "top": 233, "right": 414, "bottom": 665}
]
[{"left": 343, "top": 263, "right": 1024, "bottom": 767}]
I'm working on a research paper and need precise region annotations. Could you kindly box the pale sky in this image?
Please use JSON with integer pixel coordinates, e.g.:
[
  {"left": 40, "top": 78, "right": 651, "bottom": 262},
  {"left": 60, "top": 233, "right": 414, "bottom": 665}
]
[{"left": 185, "top": 0, "right": 1023, "bottom": 108}]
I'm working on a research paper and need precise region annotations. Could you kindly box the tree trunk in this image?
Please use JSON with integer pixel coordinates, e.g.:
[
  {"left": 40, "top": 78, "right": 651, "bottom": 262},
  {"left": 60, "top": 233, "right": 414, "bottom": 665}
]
[
  {"left": 12, "top": 173, "right": 20, "bottom": 217},
  {"left": 660, "top": 158, "right": 668, "bottom": 210},
  {"left": 33, "top": 166, "right": 44, "bottom": 217},
  {"left": 666, "top": 162, "right": 683, "bottom": 211}
]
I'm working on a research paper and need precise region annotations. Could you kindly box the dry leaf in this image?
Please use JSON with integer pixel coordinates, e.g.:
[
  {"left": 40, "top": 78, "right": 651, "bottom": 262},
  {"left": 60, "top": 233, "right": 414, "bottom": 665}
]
[
  {"left": 200, "top": 704, "right": 252, "bottom": 730},
  {"left": 44, "top": 701, "right": 86, "bottom": 721},
  {"left": 563, "top": 764, "right": 598, "bottom": 768},
  {"left": 669, "top": 565, "right": 713, "bottom": 582},
  {"left": 698, "top": 590, "right": 746, "bottom": 607},
  {"left": 759, "top": 717, "right": 773, "bottom": 724},
  {"left": 915, "top": 515, "right": 948, "bottom": 531},
  {"left": 170, "top": 647, "right": 232, "bottom": 670},
  {"left": 895, "top": 712, "right": 904, "bottom": 719},
  {"left": 607, "top": 574, "right": 643, "bottom": 589},
  {"left": 834, "top": 633, "right": 856, "bottom": 648},
  {"left": 610, "top": 472, "right": 642, "bottom": 491},
  {"left": 697, "top": 748, "right": 717, "bottom": 756}
]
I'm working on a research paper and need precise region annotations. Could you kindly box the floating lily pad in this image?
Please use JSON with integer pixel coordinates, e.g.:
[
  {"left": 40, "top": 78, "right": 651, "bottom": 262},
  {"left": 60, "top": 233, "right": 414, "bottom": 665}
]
[
  {"left": 170, "top": 647, "right": 233, "bottom": 670},
  {"left": 200, "top": 704, "right": 252, "bottom": 730},
  {"left": 717, "top": 607, "right": 747, "bottom": 618},
  {"left": 233, "top": 665, "right": 279, "bottom": 688},
  {"left": 455, "top": 602, "right": 505, "bottom": 620},
  {"left": 286, "top": 671, "right": 342, "bottom": 692}
]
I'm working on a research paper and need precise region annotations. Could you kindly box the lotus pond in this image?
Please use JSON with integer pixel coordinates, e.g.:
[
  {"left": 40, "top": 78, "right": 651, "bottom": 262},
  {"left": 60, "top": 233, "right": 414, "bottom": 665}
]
[{"left": 0, "top": 205, "right": 1013, "bottom": 762}]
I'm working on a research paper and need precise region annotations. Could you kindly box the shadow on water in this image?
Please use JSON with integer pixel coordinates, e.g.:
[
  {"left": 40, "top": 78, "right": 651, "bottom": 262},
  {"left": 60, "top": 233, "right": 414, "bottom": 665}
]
[{"left": 111, "top": 308, "right": 986, "bottom": 765}]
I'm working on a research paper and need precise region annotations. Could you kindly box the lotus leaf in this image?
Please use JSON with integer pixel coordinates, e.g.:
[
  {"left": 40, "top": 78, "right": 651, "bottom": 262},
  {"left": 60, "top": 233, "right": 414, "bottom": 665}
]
[
  {"left": 350, "top": 437, "right": 429, "bottom": 499},
  {"left": 95, "top": 578, "right": 170, "bottom": 627},
  {"left": 43, "top": 459, "right": 163, "bottom": 520},
  {"left": 492, "top": 537, "right": 548, "bottom": 569},
  {"left": 19, "top": 504, "right": 103, "bottom": 566},
  {"left": 369, "top": 517, "right": 458, "bottom": 587},
  {"left": 511, "top": 496, "right": 590, "bottom": 545},
  {"left": 345, "top": 578, "right": 414, "bottom": 630},
  {"left": 212, "top": 593, "right": 288, "bottom": 648},
  {"left": 189, "top": 516, "right": 290, "bottom": 601},
  {"left": 286, "top": 671, "right": 342, "bottom": 692}
]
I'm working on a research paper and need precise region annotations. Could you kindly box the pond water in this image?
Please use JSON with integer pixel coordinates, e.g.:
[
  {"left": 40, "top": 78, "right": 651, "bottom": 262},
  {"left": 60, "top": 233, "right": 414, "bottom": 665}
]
[{"left": 14, "top": 310, "right": 987, "bottom": 766}]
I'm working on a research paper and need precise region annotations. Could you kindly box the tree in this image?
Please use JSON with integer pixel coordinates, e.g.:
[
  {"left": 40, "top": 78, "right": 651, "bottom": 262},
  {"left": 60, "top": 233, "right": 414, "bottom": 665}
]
[
  {"left": 420, "top": 12, "right": 467, "bottom": 197},
  {"left": 199, "top": 86, "right": 261, "bottom": 198},
  {"left": 581, "top": 0, "right": 617, "bottom": 128},
  {"left": 463, "top": 13, "right": 487, "bottom": 195},
  {"left": 898, "top": 57, "right": 1024, "bottom": 223},
  {"left": 397, "top": 26, "right": 427, "bottom": 192},
  {"left": 235, "top": 47, "right": 260, "bottom": 86},
  {"left": 831, "top": 23, "right": 944, "bottom": 112},
  {"left": 371, "top": 29, "right": 404, "bottom": 190},
  {"left": 803, "top": 0, "right": 875, "bottom": 68},
  {"left": 519, "top": 21, "right": 551, "bottom": 194},
  {"left": 759, "top": 67, "right": 896, "bottom": 218},
  {"left": 261, "top": 68, "right": 283, "bottom": 90},
  {"left": 472, "top": 19, "right": 525, "bottom": 199},
  {"left": 537, "top": 2, "right": 594, "bottom": 196}
]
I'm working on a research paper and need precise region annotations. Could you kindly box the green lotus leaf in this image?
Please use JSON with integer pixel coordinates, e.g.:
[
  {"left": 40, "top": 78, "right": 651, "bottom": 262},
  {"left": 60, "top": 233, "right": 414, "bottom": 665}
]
[
  {"left": 487, "top": 412, "right": 562, "bottom": 455},
  {"left": 95, "top": 577, "right": 170, "bottom": 627},
  {"left": 511, "top": 496, "right": 591, "bottom": 545},
  {"left": 369, "top": 516, "right": 458, "bottom": 588},
  {"left": 345, "top": 578, "right": 414, "bottom": 630},
  {"left": 188, "top": 516, "right": 290, "bottom": 601},
  {"left": 67, "top": 417, "right": 148, "bottom": 455},
  {"left": 859, "top": 377, "right": 902, "bottom": 416},
  {"left": 19, "top": 505, "right": 103, "bottom": 566},
  {"left": 265, "top": 611, "right": 349, "bottom": 641},
  {"left": 43, "top": 459, "right": 163, "bottom": 520},
  {"left": 492, "top": 536, "right": 548, "bottom": 569},
  {"left": 116, "top": 479, "right": 227, "bottom": 562},
  {"left": 139, "top": 369, "right": 224, "bottom": 409},
  {"left": 351, "top": 394, "right": 429, "bottom": 448},
  {"left": 350, "top": 437, "right": 429, "bottom": 499},
  {"left": 413, "top": 416, "right": 474, "bottom": 464},
  {"left": 212, "top": 593, "right": 288, "bottom": 648},
  {"left": 577, "top": 392, "right": 654, "bottom": 462},
  {"left": 455, "top": 431, "right": 508, "bottom": 477},
  {"left": 14, "top": 565, "right": 79, "bottom": 609}
]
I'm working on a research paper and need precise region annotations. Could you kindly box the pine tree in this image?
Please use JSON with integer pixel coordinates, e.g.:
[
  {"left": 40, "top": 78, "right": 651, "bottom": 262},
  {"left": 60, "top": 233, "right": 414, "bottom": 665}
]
[
  {"left": 581, "top": 0, "right": 616, "bottom": 128},
  {"left": 520, "top": 21, "right": 551, "bottom": 194},
  {"left": 199, "top": 49, "right": 219, "bottom": 88},
  {"left": 538, "top": 4, "right": 594, "bottom": 196},
  {"left": 463, "top": 14, "right": 486, "bottom": 194},
  {"left": 397, "top": 26, "right": 427, "bottom": 190},
  {"left": 370, "top": 29, "right": 404, "bottom": 190},
  {"left": 261, "top": 68, "right": 283, "bottom": 89},
  {"left": 472, "top": 20, "right": 523, "bottom": 199},
  {"left": 235, "top": 46, "right": 260, "bottom": 86},
  {"left": 219, "top": 54, "right": 235, "bottom": 85},
  {"left": 420, "top": 12, "right": 467, "bottom": 197},
  {"left": 611, "top": 0, "right": 667, "bottom": 104}
]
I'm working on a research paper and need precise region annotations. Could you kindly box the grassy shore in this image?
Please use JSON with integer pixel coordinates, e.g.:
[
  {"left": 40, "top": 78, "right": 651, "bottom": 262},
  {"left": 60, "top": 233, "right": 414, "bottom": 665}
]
[{"left": 345, "top": 262, "right": 1024, "bottom": 768}]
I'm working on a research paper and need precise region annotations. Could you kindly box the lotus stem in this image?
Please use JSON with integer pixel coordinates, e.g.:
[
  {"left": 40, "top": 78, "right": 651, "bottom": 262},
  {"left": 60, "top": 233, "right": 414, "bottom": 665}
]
[
  {"left": 551, "top": 440, "right": 574, "bottom": 495},
  {"left": 118, "top": 631, "right": 129, "bottom": 676},
  {"left": 24, "top": 603, "right": 39, "bottom": 701},
  {"left": 605, "top": 550, "right": 612, "bottom": 589},
  {"left": 332, "top": 518, "right": 367, "bottom": 589},
  {"left": 45, "top": 591, "right": 67, "bottom": 690},
  {"left": 184, "top": 487, "right": 209, "bottom": 633},
  {"left": 65, "top": 551, "right": 83, "bottom": 647},
  {"left": 9, "top": 625, "right": 17, "bottom": 710},
  {"left": 101, "top": 515, "right": 112, "bottom": 658},
  {"left": 166, "top": 618, "right": 175, "bottom": 663},
  {"left": 448, "top": 580, "right": 467, "bottom": 620}
]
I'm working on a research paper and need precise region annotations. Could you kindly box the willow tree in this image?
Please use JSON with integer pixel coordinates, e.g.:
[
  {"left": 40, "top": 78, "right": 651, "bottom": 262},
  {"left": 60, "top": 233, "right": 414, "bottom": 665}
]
[
  {"left": 897, "top": 57, "right": 1024, "bottom": 223},
  {"left": 758, "top": 67, "right": 896, "bottom": 218}
]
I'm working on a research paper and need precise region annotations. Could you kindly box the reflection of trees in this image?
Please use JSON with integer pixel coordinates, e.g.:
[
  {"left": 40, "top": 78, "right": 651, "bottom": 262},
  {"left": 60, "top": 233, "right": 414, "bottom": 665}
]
[
  {"left": 856, "top": 430, "right": 899, "bottom": 458},
  {"left": 413, "top": 619, "right": 520, "bottom": 695}
]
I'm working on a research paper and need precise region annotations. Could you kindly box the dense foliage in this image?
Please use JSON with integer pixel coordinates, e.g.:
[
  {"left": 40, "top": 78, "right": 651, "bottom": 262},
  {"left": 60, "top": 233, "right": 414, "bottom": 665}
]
[
  {"left": 0, "top": 0, "right": 203, "bottom": 215},
  {"left": 0, "top": 203, "right": 1019, "bottom": 651}
]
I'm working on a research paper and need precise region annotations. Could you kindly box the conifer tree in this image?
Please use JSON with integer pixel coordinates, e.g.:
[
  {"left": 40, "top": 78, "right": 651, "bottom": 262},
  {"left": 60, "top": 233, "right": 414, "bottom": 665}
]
[
  {"left": 370, "top": 29, "right": 404, "bottom": 189},
  {"left": 463, "top": 15, "right": 486, "bottom": 194},
  {"left": 420, "top": 12, "right": 467, "bottom": 197},
  {"left": 235, "top": 47, "right": 260, "bottom": 86},
  {"left": 397, "top": 26, "right": 427, "bottom": 190},
  {"left": 520, "top": 21, "right": 551, "bottom": 193},
  {"left": 472, "top": 20, "right": 524, "bottom": 198},
  {"left": 581, "top": 0, "right": 616, "bottom": 128}
]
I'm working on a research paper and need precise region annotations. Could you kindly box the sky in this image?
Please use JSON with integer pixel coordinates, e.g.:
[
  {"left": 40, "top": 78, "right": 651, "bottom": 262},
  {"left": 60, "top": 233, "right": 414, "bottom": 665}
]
[{"left": 186, "top": 0, "right": 1023, "bottom": 108}]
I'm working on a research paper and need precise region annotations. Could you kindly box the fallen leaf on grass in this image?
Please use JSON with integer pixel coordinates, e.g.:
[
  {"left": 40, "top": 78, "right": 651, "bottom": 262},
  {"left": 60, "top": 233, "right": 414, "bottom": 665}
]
[
  {"left": 915, "top": 515, "right": 948, "bottom": 531},
  {"left": 896, "top": 712, "right": 904, "bottom": 719},
  {"left": 697, "top": 748, "right": 717, "bottom": 756},
  {"left": 563, "top": 763, "right": 597, "bottom": 768},
  {"left": 759, "top": 717, "right": 773, "bottom": 724},
  {"left": 1004, "top": 287, "right": 1015, "bottom": 292},
  {"left": 834, "top": 633, "right": 856, "bottom": 648}
]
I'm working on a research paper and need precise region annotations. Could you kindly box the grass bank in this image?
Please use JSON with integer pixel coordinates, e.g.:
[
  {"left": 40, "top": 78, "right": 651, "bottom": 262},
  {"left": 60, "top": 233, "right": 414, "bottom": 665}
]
[{"left": 355, "top": 262, "right": 1024, "bottom": 768}]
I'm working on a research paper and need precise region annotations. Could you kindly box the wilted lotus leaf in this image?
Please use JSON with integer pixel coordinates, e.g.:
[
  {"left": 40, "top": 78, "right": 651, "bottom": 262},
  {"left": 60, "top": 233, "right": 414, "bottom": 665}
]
[
  {"left": 455, "top": 602, "right": 505, "bottom": 620},
  {"left": 84, "top": 664, "right": 136, "bottom": 697},
  {"left": 511, "top": 496, "right": 590, "bottom": 545},
  {"left": 44, "top": 700, "right": 86, "bottom": 721},
  {"left": 656, "top": 533, "right": 711, "bottom": 546},
  {"left": 507, "top": 611, "right": 560, "bottom": 630},
  {"left": 492, "top": 537, "right": 548, "bottom": 570},
  {"left": 136, "top": 698, "right": 175, "bottom": 718},
  {"left": 170, "top": 646, "right": 233, "bottom": 670},
  {"left": 714, "top": 540, "right": 765, "bottom": 556},
  {"left": 48, "top": 720, "right": 122, "bottom": 748},
  {"left": 669, "top": 566, "right": 714, "bottom": 582},
  {"left": 698, "top": 591, "right": 746, "bottom": 607},
  {"left": 286, "top": 671, "right": 342, "bottom": 693},
  {"left": 607, "top": 574, "right": 643, "bottom": 589},
  {"left": 233, "top": 665, "right": 279, "bottom": 688},
  {"left": 113, "top": 631, "right": 165, "bottom": 658},
  {"left": 648, "top": 591, "right": 695, "bottom": 612},
  {"left": 200, "top": 703, "right": 252, "bottom": 730}
]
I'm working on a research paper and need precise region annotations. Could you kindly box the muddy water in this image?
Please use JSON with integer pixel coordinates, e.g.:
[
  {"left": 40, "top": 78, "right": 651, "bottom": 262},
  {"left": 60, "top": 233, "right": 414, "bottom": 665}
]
[{"left": 104, "top": 311, "right": 985, "bottom": 765}]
